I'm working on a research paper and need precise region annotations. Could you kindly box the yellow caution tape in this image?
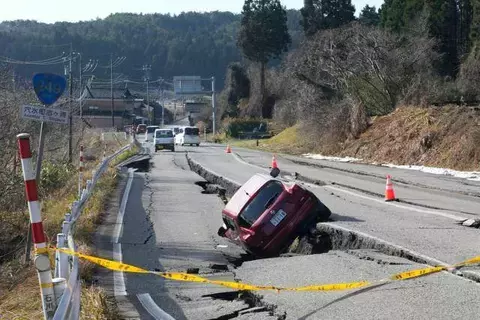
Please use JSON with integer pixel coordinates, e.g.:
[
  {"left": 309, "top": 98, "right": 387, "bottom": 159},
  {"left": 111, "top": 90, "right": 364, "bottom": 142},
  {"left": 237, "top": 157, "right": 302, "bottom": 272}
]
[
  {"left": 455, "top": 255, "right": 480, "bottom": 267},
  {"left": 290, "top": 281, "right": 371, "bottom": 292},
  {"left": 52, "top": 248, "right": 480, "bottom": 292},
  {"left": 390, "top": 266, "right": 446, "bottom": 281}
]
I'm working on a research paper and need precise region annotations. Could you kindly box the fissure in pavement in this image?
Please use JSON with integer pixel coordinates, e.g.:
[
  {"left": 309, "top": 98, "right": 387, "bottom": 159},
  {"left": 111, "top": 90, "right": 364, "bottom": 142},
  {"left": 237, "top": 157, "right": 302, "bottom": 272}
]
[{"left": 185, "top": 153, "right": 480, "bottom": 285}]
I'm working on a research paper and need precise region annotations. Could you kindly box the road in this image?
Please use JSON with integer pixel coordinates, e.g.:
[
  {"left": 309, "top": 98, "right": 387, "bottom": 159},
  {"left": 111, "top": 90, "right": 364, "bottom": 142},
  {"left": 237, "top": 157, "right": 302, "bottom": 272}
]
[{"left": 97, "top": 139, "right": 480, "bottom": 319}]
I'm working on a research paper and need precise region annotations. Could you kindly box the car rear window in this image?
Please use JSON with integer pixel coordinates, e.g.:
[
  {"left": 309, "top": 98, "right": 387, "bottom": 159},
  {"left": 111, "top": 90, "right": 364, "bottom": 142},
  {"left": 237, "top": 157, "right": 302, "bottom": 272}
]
[
  {"left": 238, "top": 181, "right": 284, "bottom": 228},
  {"left": 185, "top": 127, "right": 199, "bottom": 135},
  {"left": 147, "top": 126, "right": 159, "bottom": 133},
  {"left": 156, "top": 130, "right": 173, "bottom": 138}
]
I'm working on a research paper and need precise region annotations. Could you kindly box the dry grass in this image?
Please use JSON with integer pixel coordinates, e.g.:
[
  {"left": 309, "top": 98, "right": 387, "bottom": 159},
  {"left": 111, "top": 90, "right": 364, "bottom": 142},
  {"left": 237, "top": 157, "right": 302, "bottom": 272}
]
[
  {"left": 80, "top": 286, "right": 119, "bottom": 320},
  {"left": 231, "top": 106, "right": 480, "bottom": 171},
  {"left": 0, "top": 134, "right": 134, "bottom": 320},
  {"left": 231, "top": 125, "right": 310, "bottom": 155},
  {"left": 339, "top": 106, "right": 480, "bottom": 170}
]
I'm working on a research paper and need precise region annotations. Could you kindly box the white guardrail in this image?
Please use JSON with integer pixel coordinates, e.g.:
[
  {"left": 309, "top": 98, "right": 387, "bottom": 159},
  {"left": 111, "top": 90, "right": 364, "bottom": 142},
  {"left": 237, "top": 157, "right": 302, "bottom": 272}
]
[{"left": 52, "top": 140, "right": 135, "bottom": 320}]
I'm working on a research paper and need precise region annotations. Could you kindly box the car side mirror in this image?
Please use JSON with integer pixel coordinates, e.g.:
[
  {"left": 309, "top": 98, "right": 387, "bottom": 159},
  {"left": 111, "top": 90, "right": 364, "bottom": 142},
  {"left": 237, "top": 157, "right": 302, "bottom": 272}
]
[
  {"left": 217, "top": 226, "right": 227, "bottom": 237},
  {"left": 270, "top": 167, "right": 280, "bottom": 178}
]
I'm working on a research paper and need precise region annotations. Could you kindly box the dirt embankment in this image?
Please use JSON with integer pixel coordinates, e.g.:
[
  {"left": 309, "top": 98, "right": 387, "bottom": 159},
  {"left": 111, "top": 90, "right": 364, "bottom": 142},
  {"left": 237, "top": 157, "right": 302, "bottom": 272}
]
[
  {"left": 241, "top": 105, "right": 480, "bottom": 171},
  {"left": 336, "top": 106, "right": 480, "bottom": 170}
]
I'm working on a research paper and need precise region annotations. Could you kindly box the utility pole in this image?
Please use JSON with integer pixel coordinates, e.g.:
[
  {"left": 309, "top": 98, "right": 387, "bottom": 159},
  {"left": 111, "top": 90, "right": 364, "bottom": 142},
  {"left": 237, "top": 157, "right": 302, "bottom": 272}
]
[
  {"left": 78, "top": 53, "right": 82, "bottom": 120},
  {"left": 110, "top": 54, "right": 114, "bottom": 128},
  {"left": 68, "top": 47, "right": 73, "bottom": 163},
  {"left": 142, "top": 65, "right": 151, "bottom": 124},
  {"left": 212, "top": 76, "right": 216, "bottom": 136}
]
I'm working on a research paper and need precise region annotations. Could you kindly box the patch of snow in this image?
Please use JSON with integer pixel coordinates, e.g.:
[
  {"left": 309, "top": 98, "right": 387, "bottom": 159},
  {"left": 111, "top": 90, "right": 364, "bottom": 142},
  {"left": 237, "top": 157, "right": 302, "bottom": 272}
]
[
  {"left": 381, "top": 163, "right": 480, "bottom": 182},
  {"left": 302, "top": 154, "right": 480, "bottom": 182},
  {"left": 303, "top": 153, "right": 363, "bottom": 163}
]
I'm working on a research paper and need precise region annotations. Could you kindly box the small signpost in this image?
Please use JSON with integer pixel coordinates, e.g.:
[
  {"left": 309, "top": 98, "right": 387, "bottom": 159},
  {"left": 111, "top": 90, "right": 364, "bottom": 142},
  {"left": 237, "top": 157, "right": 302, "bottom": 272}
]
[
  {"left": 21, "top": 73, "right": 67, "bottom": 319},
  {"left": 32, "top": 73, "right": 67, "bottom": 105},
  {"left": 21, "top": 105, "right": 69, "bottom": 124},
  {"left": 23, "top": 73, "right": 66, "bottom": 268},
  {"left": 29, "top": 73, "right": 67, "bottom": 182}
]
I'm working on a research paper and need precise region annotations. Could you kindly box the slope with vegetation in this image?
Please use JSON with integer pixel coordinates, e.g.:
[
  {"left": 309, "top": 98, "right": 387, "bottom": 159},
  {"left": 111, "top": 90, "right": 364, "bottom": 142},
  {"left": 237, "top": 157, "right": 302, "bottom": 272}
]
[{"left": 214, "top": 0, "right": 480, "bottom": 171}]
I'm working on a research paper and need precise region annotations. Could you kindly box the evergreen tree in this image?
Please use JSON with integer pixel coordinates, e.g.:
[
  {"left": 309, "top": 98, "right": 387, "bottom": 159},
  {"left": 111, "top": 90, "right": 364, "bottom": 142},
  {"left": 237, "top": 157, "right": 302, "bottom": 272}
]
[
  {"left": 425, "top": 0, "right": 459, "bottom": 76},
  {"left": 380, "top": 0, "right": 425, "bottom": 32},
  {"left": 359, "top": 5, "right": 380, "bottom": 26},
  {"left": 470, "top": 0, "right": 480, "bottom": 54},
  {"left": 300, "top": 0, "right": 356, "bottom": 36},
  {"left": 237, "top": 0, "right": 291, "bottom": 111},
  {"left": 458, "top": 0, "right": 473, "bottom": 57},
  {"left": 381, "top": 0, "right": 459, "bottom": 77}
]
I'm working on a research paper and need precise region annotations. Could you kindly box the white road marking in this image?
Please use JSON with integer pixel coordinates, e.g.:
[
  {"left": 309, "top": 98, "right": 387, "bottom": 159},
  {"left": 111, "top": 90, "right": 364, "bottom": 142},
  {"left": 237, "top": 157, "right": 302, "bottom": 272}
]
[
  {"left": 325, "top": 185, "right": 467, "bottom": 221},
  {"left": 113, "top": 243, "right": 127, "bottom": 296},
  {"left": 113, "top": 168, "right": 177, "bottom": 318},
  {"left": 113, "top": 169, "right": 135, "bottom": 297},
  {"left": 137, "top": 293, "right": 176, "bottom": 320},
  {"left": 230, "top": 151, "right": 468, "bottom": 222}
]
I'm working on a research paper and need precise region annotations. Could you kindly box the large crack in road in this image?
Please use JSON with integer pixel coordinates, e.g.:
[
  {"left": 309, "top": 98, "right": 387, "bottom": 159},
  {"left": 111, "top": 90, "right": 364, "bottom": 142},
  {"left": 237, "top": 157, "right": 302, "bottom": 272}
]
[{"left": 100, "top": 141, "right": 480, "bottom": 320}]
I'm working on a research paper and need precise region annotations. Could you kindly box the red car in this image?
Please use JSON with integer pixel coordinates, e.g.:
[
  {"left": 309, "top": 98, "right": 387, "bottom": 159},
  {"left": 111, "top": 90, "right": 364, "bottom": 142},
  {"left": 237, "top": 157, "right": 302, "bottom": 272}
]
[{"left": 217, "top": 169, "right": 331, "bottom": 257}]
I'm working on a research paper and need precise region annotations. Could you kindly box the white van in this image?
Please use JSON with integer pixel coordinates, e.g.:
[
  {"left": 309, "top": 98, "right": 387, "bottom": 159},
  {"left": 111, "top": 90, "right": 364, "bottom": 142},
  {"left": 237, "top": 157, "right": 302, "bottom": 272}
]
[
  {"left": 175, "top": 126, "right": 200, "bottom": 146},
  {"left": 154, "top": 129, "right": 175, "bottom": 152},
  {"left": 144, "top": 125, "right": 160, "bottom": 142}
]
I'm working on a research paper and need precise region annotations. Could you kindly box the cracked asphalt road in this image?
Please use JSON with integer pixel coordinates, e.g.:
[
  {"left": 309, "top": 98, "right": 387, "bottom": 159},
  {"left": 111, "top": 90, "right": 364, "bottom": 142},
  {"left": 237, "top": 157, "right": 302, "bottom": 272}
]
[
  {"left": 96, "top": 138, "right": 480, "bottom": 319},
  {"left": 110, "top": 149, "right": 278, "bottom": 319}
]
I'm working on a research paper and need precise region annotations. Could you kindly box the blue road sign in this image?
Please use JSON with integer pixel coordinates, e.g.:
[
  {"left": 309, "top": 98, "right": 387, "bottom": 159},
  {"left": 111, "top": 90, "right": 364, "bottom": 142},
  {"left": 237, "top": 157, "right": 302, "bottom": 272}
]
[{"left": 32, "top": 73, "right": 67, "bottom": 105}]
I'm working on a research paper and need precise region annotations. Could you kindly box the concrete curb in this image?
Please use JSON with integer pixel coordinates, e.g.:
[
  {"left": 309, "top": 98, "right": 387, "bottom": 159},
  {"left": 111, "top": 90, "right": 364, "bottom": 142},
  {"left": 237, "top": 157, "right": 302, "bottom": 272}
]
[{"left": 185, "top": 152, "right": 480, "bottom": 284}]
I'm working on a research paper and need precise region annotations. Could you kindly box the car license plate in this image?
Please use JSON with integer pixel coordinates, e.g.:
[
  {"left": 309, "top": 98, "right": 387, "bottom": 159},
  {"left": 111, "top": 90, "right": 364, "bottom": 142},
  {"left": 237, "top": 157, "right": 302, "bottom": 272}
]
[{"left": 270, "top": 209, "right": 287, "bottom": 226}]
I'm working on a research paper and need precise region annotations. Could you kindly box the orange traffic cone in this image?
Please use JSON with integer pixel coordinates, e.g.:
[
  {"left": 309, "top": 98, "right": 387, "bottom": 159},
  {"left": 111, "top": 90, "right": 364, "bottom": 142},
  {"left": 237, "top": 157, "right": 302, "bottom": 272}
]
[
  {"left": 226, "top": 145, "right": 232, "bottom": 153},
  {"left": 385, "top": 175, "right": 396, "bottom": 201},
  {"left": 271, "top": 154, "right": 278, "bottom": 169}
]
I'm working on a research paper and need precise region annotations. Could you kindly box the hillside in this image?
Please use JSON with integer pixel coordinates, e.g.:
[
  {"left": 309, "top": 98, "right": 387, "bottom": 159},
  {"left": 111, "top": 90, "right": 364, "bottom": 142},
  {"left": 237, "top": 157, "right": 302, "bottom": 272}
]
[
  {"left": 0, "top": 10, "right": 302, "bottom": 84},
  {"left": 236, "top": 106, "right": 480, "bottom": 171}
]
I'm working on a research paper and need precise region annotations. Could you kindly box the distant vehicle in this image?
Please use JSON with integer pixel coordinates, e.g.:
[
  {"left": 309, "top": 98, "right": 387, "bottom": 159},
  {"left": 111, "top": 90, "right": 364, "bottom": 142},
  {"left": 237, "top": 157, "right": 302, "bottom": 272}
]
[
  {"left": 217, "top": 168, "right": 331, "bottom": 257},
  {"left": 136, "top": 124, "right": 147, "bottom": 134},
  {"left": 145, "top": 125, "right": 160, "bottom": 142},
  {"left": 173, "top": 127, "right": 181, "bottom": 135},
  {"left": 175, "top": 126, "right": 200, "bottom": 146},
  {"left": 154, "top": 129, "right": 175, "bottom": 152}
]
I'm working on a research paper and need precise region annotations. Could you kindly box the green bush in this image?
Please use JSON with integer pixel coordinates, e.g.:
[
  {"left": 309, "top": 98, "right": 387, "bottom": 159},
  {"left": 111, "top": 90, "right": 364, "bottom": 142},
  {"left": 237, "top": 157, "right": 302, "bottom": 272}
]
[
  {"left": 224, "top": 118, "right": 268, "bottom": 138},
  {"left": 39, "top": 161, "right": 74, "bottom": 195}
]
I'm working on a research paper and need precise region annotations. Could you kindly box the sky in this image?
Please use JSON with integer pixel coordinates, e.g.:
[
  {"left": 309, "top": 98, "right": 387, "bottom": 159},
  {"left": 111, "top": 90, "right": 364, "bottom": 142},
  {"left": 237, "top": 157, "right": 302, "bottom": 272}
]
[{"left": 0, "top": 0, "right": 384, "bottom": 23}]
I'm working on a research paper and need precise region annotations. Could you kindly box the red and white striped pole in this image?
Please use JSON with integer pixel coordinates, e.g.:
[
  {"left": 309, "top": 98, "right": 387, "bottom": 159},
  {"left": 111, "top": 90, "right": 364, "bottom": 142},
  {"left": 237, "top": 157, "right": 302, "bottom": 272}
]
[
  {"left": 17, "top": 133, "right": 56, "bottom": 319},
  {"left": 78, "top": 145, "right": 84, "bottom": 198}
]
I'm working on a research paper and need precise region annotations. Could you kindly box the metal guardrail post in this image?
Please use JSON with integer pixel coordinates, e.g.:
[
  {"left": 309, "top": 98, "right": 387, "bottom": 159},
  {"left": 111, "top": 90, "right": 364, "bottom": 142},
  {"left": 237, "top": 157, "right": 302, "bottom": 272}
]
[
  {"left": 78, "top": 145, "right": 84, "bottom": 198},
  {"left": 17, "top": 133, "right": 56, "bottom": 319},
  {"left": 62, "top": 220, "right": 70, "bottom": 236},
  {"left": 52, "top": 278, "right": 67, "bottom": 308},
  {"left": 71, "top": 201, "right": 79, "bottom": 218},
  {"left": 57, "top": 233, "right": 69, "bottom": 279}
]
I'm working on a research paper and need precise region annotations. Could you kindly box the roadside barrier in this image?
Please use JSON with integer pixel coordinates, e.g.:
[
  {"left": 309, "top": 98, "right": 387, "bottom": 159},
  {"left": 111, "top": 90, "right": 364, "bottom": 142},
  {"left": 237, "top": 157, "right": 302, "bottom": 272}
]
[
  {"left": 17, "top": 131, "right": 136, "bottom": 320},
  {"left": 43, "top": 246, "right": 480, "bottom": 293}
]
